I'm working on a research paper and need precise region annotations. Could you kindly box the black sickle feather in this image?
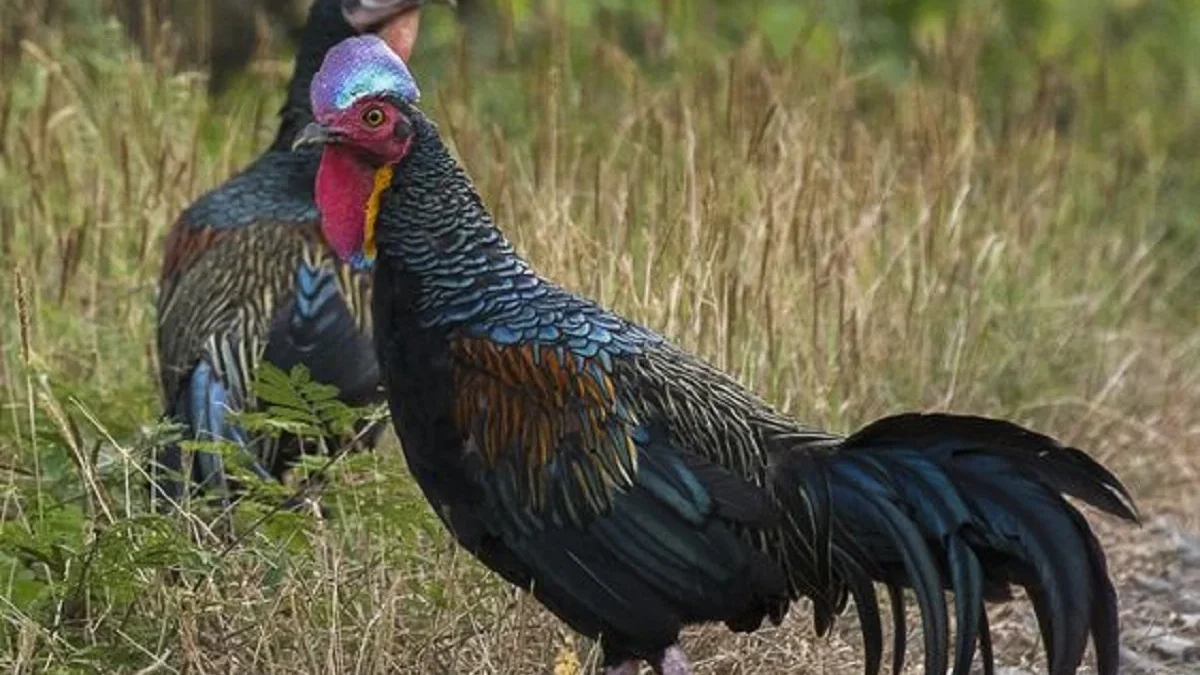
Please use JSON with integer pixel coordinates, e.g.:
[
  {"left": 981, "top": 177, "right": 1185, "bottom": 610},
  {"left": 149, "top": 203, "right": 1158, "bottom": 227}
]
[
  {"left": 887, "top": 584, "right": 906, "bottom": 675},
  {"left": 1075, "top": 508, "right": 1121, "bottom": 675},
  {"left": 783, "top": 413, "right": 1136, "bottom": 675},
  {"left": 906, "top": 462, "right": 985, "bottom": 675},
  {"left": 979, "top": 609, "right": 995, "bottom": 675},
  {"left": 947, "top": 535, "right": 983, "bottom": 675},
  {"left": 969, "top": 481, "right": 1090, "bottom": 674},
  {"left": 838, "top": 553, "right": 883, "bottom": 675},
  {"left": 829, "top": 459, "right": 949, "bottom": 675},
  {"left": 846, "top": 413, "right": 1137, "bottom": 521}
]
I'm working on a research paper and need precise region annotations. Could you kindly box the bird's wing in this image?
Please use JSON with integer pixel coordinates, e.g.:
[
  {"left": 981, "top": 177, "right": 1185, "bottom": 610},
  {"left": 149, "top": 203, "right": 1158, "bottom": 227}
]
[
  {"left": 155, "top": 206, "right": 377, "bottom": 504},
  {"left": 447, "top": 333, "right": 642, "bottom": 526},
  {"left": 157, "top": 150, "right": 370, "bottom": 412},
  {"left": 444, "top": 329, "right": 789, "bottom": 648},
  {"left": 153, "top": 216, "right": 307, "bottom": 504},
  {"left": 157, "top": 218, "right": 307, "bottom": 407},
  {"left": 261, "top": 242, "right": 379, "bottom": 407}
]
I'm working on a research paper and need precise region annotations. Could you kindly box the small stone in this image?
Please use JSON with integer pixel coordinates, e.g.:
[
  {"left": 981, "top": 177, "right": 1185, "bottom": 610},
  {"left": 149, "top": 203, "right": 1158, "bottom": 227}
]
[
  {"left": 1175, "top": 594, "right": 1200, "bottom": 614},
  {"left": 1179, "top": 541, "right": 1200, "bottom": 569},
  {"left": 1119, "top": 646, "right": 1163, "bottom": 674},
  {"left": 993, "top": 668, "right": 1035, "bottom": 675},
  {"left": 1156, "top": 518, "right": 1200, "bottom": 568},
  {"left": 1149, "top": 635, "right": 1199, "bottom": 662},
  {"left": 1132, "top": 574, "right": 1174, "bottom": 595}
]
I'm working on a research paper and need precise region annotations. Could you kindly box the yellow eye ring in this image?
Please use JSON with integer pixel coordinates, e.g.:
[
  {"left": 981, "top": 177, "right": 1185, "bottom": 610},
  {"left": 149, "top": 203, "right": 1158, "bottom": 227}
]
[{"left": 362, "top": 107, "right": 385, "bottom": 127}]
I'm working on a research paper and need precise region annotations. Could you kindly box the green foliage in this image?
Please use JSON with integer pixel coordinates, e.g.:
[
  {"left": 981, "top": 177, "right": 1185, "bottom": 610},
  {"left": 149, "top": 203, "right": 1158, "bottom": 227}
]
[
  {"left": 238, "top": 363, "right": 380, "bottom": 441},
  {"left": 0, "top": 357, "right": 429, "bottom": 669}
]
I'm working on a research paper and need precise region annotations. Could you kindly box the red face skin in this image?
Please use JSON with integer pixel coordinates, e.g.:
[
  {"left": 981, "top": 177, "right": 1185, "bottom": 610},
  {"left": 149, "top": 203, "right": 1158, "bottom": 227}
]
[
  {"left": 314, "top": 97, "right": 415, "bottom": 265},
  {"left": 318, "top": 97, "right": 414, "bottom": 164},
  {"left": 310, "top": 4, "right": 422, "bottom": 265}
]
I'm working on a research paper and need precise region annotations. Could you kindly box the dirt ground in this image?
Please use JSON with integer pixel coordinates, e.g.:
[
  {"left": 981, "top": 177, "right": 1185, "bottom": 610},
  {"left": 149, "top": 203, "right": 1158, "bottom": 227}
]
[{"left": 1094, "top": 507, "right": 1200, "bottom": 674}]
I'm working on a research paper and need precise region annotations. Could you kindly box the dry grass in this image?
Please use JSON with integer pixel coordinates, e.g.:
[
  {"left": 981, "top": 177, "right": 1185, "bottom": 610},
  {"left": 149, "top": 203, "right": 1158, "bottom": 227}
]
[{"left": 2, "top": 3, "right": 1199, "bottom": 674}]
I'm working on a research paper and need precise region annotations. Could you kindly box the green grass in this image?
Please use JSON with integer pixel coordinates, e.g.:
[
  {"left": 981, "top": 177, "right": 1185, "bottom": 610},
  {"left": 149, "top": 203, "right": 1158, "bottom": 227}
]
[{"left": 2, "top": 2, "right": 1199, "bottom": 673}]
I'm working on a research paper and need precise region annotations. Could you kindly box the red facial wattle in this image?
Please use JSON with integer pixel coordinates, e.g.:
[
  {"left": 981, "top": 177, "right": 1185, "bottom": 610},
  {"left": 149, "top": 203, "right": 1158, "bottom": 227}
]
[{"left": 316, "top": 144, "right": 378, "bottom": 263}]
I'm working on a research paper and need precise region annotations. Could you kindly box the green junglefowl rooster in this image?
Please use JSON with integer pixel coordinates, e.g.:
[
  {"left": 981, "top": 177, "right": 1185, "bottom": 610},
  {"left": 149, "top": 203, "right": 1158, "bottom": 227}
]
[
  {"left": 293, "top": 35, "right": 1139, "bottom": 675},
  {"left": 151, "top": 0, "right": 434, "bottom": 509}
]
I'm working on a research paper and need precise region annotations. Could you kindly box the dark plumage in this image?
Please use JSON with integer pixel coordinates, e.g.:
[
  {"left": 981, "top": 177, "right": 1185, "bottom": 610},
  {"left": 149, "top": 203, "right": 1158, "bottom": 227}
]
[
  {"left": 302, "top": 38, "right": 1139, "bottom": 675},
  {"left": 151, "top": 0, "right": 428, "bottom": 507}
]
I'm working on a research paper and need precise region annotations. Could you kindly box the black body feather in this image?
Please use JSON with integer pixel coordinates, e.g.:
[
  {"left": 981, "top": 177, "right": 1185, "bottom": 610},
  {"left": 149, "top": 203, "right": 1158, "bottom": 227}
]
[{"left": 366, "top": 110, "right": 1138, "bottom": 674}]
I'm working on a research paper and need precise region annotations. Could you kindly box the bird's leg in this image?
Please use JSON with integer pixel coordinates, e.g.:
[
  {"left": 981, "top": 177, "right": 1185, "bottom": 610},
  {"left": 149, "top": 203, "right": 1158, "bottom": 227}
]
[
  {"left": 653, "top": 646, "right": 692, "bottom": 675},
  {"left": 603, "top": 661, "right": 640, "bottom": 675}
]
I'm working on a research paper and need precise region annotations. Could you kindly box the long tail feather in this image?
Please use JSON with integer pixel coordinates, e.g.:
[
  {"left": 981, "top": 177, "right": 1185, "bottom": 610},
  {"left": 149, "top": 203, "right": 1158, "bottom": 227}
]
[
  {"left": 947, "top": 536, "right": 982, "bottom": 675},
  {"left": 829, "top": 460, "right": 949, "bottom": 675},
  {"left": 838, "top": 552, "right": 883, "bottom": 675},
  {"left": 885, "top": 584, "right": 906, "bottom": 675},
  {"left": 778, "top": 412, "right": 1136, "bottom": 675},
  {"left": 979, "top": 609, "right": 994, "bottom": 675}
]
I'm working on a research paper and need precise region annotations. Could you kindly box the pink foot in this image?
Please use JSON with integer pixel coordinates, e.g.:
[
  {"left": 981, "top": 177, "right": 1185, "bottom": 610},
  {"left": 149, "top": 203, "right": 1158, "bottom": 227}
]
[{"left": 656, "top": 646, "right": 691, "bottom": 675}]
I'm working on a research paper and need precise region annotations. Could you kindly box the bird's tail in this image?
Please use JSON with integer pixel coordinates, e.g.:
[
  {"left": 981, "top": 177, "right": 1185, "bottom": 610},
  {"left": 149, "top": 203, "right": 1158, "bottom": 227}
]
[
  {"left": 775, "top": 413, "right": 1138, "bottom": 675},
  {"left": 150, "top": 361, "right": 272, "bottom": 512}
]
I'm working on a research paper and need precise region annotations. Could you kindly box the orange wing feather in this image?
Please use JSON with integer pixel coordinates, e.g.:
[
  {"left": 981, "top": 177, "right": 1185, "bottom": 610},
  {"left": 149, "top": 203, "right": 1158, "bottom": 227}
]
[{"left": 448, "top": 336, "right": 640, "bottom": 518}]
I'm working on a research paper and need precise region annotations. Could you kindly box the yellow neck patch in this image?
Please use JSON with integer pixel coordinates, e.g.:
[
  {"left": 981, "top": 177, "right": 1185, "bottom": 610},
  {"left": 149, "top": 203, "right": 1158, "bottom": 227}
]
[{"left": 363, "top": 164, "right": 394, "bottom": 261}]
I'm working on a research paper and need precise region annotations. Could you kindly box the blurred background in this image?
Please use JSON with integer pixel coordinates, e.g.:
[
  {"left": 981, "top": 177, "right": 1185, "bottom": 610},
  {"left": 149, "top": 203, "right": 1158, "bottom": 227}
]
[
  {"left": 6, "top": 1, "right": 1200, "bottom": 162},
  {"left": 1, "top": 1, "right": 1198, "bottom": 673}
]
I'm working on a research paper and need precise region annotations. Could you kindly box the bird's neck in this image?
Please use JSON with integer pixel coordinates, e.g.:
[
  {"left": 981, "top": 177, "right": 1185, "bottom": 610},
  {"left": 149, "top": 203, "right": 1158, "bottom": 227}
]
[
  {"left": 269, "top": 2, "right": 357, "bottom": 152},
  {"left": 376, "top": 115, "right": 538, "bottom": 327}
]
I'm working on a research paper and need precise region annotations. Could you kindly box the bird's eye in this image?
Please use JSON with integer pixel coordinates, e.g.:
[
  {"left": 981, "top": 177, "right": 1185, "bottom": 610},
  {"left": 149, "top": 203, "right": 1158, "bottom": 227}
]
[{"left": 362, "top": 107, "right": 386, "bottom": 127}]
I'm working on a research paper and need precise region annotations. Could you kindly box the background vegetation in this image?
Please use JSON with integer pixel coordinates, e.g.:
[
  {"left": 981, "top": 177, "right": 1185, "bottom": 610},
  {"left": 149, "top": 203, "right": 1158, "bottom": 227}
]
[{"left": 1, "top": 0, "right": 1198, "bottom": 672}]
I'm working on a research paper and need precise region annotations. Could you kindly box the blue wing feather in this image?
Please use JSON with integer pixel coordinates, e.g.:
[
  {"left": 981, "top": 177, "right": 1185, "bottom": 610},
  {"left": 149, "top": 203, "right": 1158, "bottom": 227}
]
[
  {"left": 262, "top": 256, "right": 379, "bottom": 406},
  {"left": 152, "top": 360, "right": 272, "bottom": 507}
]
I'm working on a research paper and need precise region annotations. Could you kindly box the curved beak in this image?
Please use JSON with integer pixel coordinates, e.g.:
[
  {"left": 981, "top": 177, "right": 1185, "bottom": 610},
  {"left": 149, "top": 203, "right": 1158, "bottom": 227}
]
[{"left": 292, "top": 122, "right": 338, "bottom": 151}]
